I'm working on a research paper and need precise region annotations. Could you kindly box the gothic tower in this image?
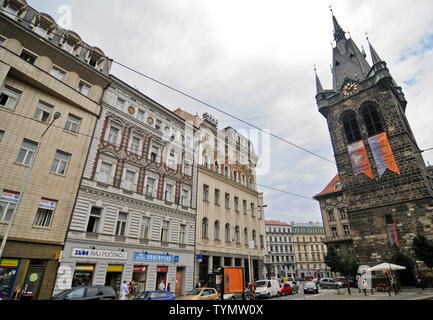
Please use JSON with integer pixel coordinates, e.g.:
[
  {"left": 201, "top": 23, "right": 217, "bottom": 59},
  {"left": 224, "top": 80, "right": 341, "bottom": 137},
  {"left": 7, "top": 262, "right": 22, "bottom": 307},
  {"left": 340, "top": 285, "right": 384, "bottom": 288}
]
[{"left": 315, "top": 12, "right": 433, "bottom": 285}]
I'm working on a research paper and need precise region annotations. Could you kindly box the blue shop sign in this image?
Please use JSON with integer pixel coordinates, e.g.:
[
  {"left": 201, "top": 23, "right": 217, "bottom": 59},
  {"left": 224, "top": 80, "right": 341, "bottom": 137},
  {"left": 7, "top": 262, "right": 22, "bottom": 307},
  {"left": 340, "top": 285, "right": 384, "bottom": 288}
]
[
  {"left": 133, "top": 252, "right": 176, "bottom": 262},
  {"left": 197, "top": 254, "right": 203, "bottom": 263}
]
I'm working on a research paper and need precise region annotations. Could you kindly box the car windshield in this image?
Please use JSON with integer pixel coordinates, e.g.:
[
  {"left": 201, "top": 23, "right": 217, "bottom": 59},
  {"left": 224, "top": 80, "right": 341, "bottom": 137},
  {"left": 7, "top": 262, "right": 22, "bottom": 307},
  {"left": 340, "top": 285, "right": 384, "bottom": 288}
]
[
  {"left": 51, "top": 289, "right": 73, "bottom": 299},
  {"left": 255, "top": 281, "right": 267, "bottom": 287},
  {"left": 136, "top": 291, "right": 150, "bottom": 299},
  {"left": 305, "top": 282, "right": 316, "bottom": 288},
  {"left": 185, "top": 289, "right": 202, "bottom": 295}
]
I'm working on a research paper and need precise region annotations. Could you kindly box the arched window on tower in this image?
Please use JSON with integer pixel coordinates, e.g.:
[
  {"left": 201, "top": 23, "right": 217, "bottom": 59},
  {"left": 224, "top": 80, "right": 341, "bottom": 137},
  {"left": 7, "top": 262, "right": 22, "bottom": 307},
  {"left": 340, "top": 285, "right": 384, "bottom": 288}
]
[
  {"left": 361, "top": 104, "right": 384, "bottom": 137},
  {"left": 342, "top": 110, "right": 362, "bottom": 144}
]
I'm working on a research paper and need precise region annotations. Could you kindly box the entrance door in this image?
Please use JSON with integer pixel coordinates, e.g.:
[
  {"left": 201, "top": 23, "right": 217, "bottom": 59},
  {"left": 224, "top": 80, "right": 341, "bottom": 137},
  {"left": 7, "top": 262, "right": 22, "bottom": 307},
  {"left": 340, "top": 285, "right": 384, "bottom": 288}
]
[
  {"left": 175, "top": 269, "right": 184, "bottom": 295},
  {"left": 22, "top": 265, "right": 45, "bottom": 299},
  {"left": 394, "top": 256, "right": 416, "bottom": 287}
]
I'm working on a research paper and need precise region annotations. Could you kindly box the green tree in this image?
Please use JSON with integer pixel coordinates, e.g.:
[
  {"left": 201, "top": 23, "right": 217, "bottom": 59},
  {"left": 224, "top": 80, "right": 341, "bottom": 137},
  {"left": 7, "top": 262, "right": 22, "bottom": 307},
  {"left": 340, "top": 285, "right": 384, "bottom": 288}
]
[
  {"left": 412, "top": 234, "right": 433, "bottom": 269},
  {"left": 324, "top": 245, "right": 344, "bottom": 276}
]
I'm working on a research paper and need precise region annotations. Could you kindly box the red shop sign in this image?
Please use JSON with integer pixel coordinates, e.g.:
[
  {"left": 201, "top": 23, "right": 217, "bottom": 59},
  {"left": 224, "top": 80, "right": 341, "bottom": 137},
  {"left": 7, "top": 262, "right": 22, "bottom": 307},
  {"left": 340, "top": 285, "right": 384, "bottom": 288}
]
[{"left": 133, "top": 266, "right": 147, "bottom": 272}]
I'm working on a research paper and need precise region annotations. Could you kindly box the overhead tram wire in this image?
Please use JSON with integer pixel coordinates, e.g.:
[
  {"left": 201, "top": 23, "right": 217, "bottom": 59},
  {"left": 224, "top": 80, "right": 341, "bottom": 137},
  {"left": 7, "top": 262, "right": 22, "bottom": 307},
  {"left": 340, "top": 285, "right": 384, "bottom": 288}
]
[{"left": 0, "top": 8, "right": 334, "bottom": 165}]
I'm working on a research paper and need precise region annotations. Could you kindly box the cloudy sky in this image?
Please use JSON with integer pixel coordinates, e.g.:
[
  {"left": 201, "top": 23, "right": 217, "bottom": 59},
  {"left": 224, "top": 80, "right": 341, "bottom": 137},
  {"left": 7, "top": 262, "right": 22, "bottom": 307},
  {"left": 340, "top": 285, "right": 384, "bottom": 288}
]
[{"left": 30, "top": 0, "right": 433, "bottom": 224}]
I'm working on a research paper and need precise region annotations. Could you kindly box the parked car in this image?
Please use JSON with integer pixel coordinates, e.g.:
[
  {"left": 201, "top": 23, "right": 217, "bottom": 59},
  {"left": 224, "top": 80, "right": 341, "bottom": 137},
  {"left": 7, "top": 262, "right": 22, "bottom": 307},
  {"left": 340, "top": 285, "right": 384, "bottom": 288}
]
[
  {"left": 303, "top": 281, "right": 319, "bottom": 294},
  {"left": 51, "top": 286, "right": 118, "bottom": 300},
  {"left": 280, "top": 283, "right": 293, "bottom": 296},
  {"left": 319, "top": 278, "right": 344, "bottom": 289},
  {"left": 134, "top": 290, "right": 175, "bottom": 300},
  {"left": 336, "top": 277, "right": 350, "bottom": 288},
  {"left": 303, "top": 276, "right": 314, "bottom": 281},
  {"left": 254, "top": 279, "right": 280, "bottom": 298},
  {"left": 223, "top": 292, "right": 243, "bottom": 300},
  {"left": 289, "top": 281, "right": 299, "bottom": 293},
  {"left": 177, "top": 288, "right": 219, "bottom": 300}
]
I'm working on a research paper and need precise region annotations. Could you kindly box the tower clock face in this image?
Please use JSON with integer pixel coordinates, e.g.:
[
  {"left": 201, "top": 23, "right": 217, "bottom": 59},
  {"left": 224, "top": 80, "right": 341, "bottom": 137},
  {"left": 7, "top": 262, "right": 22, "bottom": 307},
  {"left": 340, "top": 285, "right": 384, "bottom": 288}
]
[{"left": 342, "top": 81, "right": 359, "bottom": 97}]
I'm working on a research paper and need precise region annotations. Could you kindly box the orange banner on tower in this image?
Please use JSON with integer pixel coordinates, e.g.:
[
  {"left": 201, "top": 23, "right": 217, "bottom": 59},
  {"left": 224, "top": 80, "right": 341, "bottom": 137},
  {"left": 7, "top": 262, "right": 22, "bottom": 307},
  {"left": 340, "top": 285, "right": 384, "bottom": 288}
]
[
  {"left": 347, "top": 140, "right": 374, "bottom": 180},
  {"left": 367, "top": 132, "right": 400, "bottom": 178}
]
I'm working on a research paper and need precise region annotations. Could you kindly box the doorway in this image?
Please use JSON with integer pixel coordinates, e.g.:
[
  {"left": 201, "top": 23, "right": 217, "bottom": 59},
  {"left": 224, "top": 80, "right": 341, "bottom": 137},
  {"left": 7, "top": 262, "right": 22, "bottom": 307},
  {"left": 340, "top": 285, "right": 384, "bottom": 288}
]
[
  {"left": 175, "top": 268, "right": 184, "bottom": 295},
  {"left": 394, "top": 255, "right": 416, "bottom": 287}
]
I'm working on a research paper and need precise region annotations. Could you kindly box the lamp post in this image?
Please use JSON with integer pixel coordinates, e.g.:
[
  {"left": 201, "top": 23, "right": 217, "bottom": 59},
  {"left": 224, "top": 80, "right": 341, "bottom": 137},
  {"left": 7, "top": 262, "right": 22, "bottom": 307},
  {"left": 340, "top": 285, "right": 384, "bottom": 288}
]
[{"left": 0, "top": 112, "right": 61, "bottom": 258}]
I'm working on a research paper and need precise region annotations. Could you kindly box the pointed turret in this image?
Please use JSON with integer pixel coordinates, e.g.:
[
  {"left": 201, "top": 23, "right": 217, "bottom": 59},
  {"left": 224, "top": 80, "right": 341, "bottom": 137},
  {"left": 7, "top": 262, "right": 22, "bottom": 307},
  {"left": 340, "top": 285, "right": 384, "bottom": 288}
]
[
  {"left": 314, "top": 66, "right": 324, "bottom": 94},
  {"left": 367, "top": 37, "right": 382, "bottom": 65},
  {"left": 332, "top": 13, "right": 346, "bottom": 42}
]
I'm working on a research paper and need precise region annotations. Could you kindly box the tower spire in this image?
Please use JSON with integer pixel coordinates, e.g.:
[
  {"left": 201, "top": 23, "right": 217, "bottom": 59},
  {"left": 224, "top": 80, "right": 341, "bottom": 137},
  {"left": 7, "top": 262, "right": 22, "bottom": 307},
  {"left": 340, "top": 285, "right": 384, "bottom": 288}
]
[
  {"left": 314, "top": 65, "right": 324, "bottom": 94},
  {"left": 366, "top": 34, "right": 382, "bottom": 65},
  {"left": 330, "top": 7, "right": 346, "bottom": 42}
]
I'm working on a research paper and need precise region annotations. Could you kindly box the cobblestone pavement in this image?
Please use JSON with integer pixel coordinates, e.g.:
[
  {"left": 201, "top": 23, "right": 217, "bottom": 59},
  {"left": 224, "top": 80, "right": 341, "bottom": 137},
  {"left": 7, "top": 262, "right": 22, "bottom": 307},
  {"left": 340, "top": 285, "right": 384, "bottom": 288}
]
[{"left": 292, "top": 287, "right": 433, "bottom": 300}]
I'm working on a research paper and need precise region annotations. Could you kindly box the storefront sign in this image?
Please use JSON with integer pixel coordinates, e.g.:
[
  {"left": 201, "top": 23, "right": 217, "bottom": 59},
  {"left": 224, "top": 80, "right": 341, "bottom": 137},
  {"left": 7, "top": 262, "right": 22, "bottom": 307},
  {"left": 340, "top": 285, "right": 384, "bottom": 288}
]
[
  {"left": 1, "top": 192, "right": 19, "bottom": 202},
  {"left": 75, "top": 265, "right": 94, "bottom": 271},
  {"left": 0, "top": 259, "right": 19, "bottom": 267},
  {"left": 197, "top": 254, "right": 203, "bottom": 263},
  {"left": 133, "top": 266, "right": 147, "bottom": 272},
  {"left": 107, "top": 265, "right": 123, "bottom": 272},
  {"left": 39, "top": 198, "right": 56, "bottom": 209},
  {"left": 72, "top": 248, "right": 127, "bottom": 260},
  {"left": 133, "top": 252, "right": 174, "bottom": 262}
]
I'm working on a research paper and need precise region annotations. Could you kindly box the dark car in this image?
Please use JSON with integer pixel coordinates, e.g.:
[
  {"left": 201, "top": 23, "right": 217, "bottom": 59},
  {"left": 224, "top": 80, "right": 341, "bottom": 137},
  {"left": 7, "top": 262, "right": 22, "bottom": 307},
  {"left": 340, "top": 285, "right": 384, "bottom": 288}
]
[
  {"left": 51, "top": 286, "right": 118, "bottom": 300},
  {"left": 134, "top": 290, "right": 175, "bottom": 300},
  {"left": 303, "top": 281, "right": 319, "bottom": 294}
]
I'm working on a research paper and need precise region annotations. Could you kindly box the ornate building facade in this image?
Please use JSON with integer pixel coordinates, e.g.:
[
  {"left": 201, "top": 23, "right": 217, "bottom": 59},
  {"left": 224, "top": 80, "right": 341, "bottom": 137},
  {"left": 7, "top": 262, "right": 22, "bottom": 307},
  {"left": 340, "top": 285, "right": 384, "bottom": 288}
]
[
  {"left": 53, "top": 76, "right": 198, "bottom": 296},
  {"left": 174, "top": 109, "right": 267, "bottom": 285}
]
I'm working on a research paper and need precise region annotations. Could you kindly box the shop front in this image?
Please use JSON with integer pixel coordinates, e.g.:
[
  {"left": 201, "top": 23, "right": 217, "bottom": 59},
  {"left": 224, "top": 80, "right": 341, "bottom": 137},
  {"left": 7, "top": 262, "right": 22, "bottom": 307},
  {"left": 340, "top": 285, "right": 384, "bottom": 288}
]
[{"left": 0, "top": 258, "right": 20, "bottom": 299}]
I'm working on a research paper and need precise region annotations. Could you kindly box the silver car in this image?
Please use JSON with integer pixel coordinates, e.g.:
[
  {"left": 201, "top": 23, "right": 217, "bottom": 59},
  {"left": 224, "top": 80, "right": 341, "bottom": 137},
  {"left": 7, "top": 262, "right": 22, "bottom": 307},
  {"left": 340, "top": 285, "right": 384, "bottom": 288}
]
[{"left": 319, "top": 278, "right": 344, "bottom": 289}]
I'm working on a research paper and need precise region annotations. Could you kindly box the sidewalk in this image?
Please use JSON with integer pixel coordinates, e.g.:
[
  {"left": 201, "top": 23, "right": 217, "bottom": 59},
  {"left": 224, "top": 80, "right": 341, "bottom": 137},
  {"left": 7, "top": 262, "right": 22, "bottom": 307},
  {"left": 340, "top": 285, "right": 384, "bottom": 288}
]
[{"left": 297, "top": 287, "right": 433, "bottom": 300}]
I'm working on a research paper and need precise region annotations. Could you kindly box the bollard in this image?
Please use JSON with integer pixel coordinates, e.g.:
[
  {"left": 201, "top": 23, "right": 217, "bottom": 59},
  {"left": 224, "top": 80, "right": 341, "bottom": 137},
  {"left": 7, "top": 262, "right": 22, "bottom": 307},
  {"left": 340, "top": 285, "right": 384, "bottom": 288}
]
[
  {"left": 347, "top": 287, "right": 351, "bottom": 295},
  {"left": 371, "top": 289, "right": 374, "bottom": 295}
]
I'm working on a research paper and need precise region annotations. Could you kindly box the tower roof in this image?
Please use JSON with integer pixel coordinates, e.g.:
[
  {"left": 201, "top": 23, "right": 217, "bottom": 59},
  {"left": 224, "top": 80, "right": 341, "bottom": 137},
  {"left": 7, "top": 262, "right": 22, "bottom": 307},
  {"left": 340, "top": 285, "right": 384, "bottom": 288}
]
[{"left": 367, "top": 37, "right": 382, "bottom": 65}]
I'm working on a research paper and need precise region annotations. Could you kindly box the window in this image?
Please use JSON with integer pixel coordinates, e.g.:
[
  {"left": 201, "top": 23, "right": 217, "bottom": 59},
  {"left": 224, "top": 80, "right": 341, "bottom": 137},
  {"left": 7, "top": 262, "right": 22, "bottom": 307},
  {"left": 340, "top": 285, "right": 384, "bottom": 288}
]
[
  {"left": 0, "top": 192, "right": 18, "bottom": 222},
  {"left": 260, "top": 235, "right": 264, "bottom": 249},
  {"left": 257, "top": 206, "right": 262, "bottom": 219},
  {"left": 203, "top": 155, "right": 209, "bottom": 168},
  {"left": 33, "top": 101, "right": 53, "bottom": 123},
  {"left": 86, "top": 207, "right": 102, "bottom": 233},
  {"left": 203, "top": 184, "right": 209, "bottom": 202},
  {"left": 145, "top": 177, "right": 156, "bottom": 197},
  {"left": 140, "top": 216, "right": 150, "bottom": 239},
  {"left": 161, "top": 220, "right": 169, "bottom": 242},
  {"left": 16, "top": 140, "right": 38, "bottom": 165},
  {"left": 129, "top": 135, "right": 142, "bottom": 154},
  {"left": 149, "top": 145, "right": 160, "bottom": 162},
  {"left": 225, "top": 223, "right": 230, "bottom": 242},
  {"left": 244, "top": 228, "right": 248, "bottom": 245},
  {"left": 234, "top": 196, "right": 239, "bottom": 212},
  {"left": 155, "top": 119, "right": 162, "bottom": 131},
  {"left": 252, "top": 230, "right": 257, "bottom": 247},
  {"left": 233, "top": 170, "right": 238, "bottom": 182},
  {"left": 20, "top": 49, "right": 37, "bottom": 65},
  {"left": 0, "top": 36, "right": 5, "bottom": 46},
  {"left": 115, "top": 212, "right": 128, "bottom": 236},
  {"left": 77, "top": 81, "right": 91, "bottom": 97},
  {"left": 164, "top": 183, "right": 174, "bottom": 202},
  {"left": 50, "top": 150, "right": 70, "bottom": 175},
  {"left": 214, "top": 161, "right": 219, "bottom": 173},
  {"left": 339, "top": 209, "right": 347, "bottom": 219},
  {"left": 225, "top": 193, "right": 230, "bottom": 209},
  {"left": 202, "top": 218, "right": 208, "bottom": 238},
  {"left": 65, "top": 114, "right": 81, "bottom": 133},
  {"left": 242, "top": 200, "right": 247, "bottom": 214},
  {"left": 241, "top": 174, "right": 246, "bottom": 186},
  {"left": 62, "top": 40, "right": 75, "bottom": 54},
  {"left": 123, "top": 170, "right": 136, "bottom": 191},
  {"left": 343, "top": 225, "right": 350, "bottom": 236},
  {"left": 224, "top": 166, "right": 229, "bottom": 178},
  {"left": 328, "top": 210, "right": 335, "bottom": 221},
  {"left": 3, "top": 4, "right": 18, "bottom": 19},
  {"left": 331, "top": 227, "right": 338, "bottom": 237},
  {"left": 342, "top": 111, "right": 361, "bottom": 144},
  {"left": 214, "top": 221, "right": 220, "bottom": 240},
  {"left": 33, "top": 199, "right": 56, "bottom": 227},
  {"left": 97, "top": 161, "right": 113, "bottom": 184},
  {"left": 0, "top": 130, "right": 3, "bottom": 141},
  {"left": 181, "top": 188, "right": 189, "bottom": 207},
  {"left": 107, "top": 126, "right": 120, "bottom": 145},
  {"left": 234, "top": 226, "right": 240, "bottom": 243},
  {"left": 361, "top": 104, "right": 384, "bottom": 137},
  {"left": 116, "top": 98, "right": 125, "bottom": 111},
  {"left": 167, "top": 149, "right": 176, "bottom": 169},
  {"left": 250, "top": 203, "right": 255, "bottom": 216},
  {"left": 1, "top": 86, "right": 21, "bottom": 110},
  {"left": 50, "top": 66, "right": 66, "bottom": 81},
  {"left": 179, "top": 224, "right": 186, "bottom": 244},
  {"left": 137, "top": 109, "right": 145, "bottom": 122},
  {"left": 34, "top": 25, "right": 48, "bottom": 37},
  {"left": 183, "top": 159, "right": 192, "bottom": 175}
]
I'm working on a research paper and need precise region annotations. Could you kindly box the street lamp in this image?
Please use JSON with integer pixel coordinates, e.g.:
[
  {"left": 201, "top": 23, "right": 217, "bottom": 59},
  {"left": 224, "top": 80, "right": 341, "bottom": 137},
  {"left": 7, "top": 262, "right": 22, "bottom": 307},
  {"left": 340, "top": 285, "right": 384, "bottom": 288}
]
[{"left": 0, "top": 112, "right": 61, "bottom": 258}]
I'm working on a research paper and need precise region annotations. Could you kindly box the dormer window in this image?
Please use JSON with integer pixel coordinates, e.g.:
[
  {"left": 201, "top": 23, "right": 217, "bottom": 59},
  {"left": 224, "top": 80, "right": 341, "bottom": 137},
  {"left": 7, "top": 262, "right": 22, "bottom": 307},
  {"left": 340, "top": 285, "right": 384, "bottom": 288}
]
[
  {"left": 85, "top": 47, "right": 106, "bottom": 71},
  {"left": 63, "top": 41, "right": 75, "bottom": 54}
]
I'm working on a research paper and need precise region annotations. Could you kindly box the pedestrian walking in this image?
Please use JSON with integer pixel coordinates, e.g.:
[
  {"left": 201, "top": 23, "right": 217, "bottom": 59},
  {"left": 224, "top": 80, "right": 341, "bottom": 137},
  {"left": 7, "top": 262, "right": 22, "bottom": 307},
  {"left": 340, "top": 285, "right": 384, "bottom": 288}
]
[
  {"left": 158, "top": 280, "right": 165, "bottom": 291},
  {"left": 195, "top": 281, "right": 201, "bottom": 289},
  {"left": 120, "top": 281, "right": 129, "bottom": 300},
  {"left": 129, "top": 280, "right": 137, "bottom": 300},
  {"left": 167, "top": 282, "right": 171, "bottom": 292}
]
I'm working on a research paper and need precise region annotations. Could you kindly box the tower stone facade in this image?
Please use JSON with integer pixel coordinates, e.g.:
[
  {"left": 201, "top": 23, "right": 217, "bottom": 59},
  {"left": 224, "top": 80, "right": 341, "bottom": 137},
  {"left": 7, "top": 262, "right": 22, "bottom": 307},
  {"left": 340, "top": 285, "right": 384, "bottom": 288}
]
[{"left": 315, "top": 13, "right": 433, "bottom": 286}]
